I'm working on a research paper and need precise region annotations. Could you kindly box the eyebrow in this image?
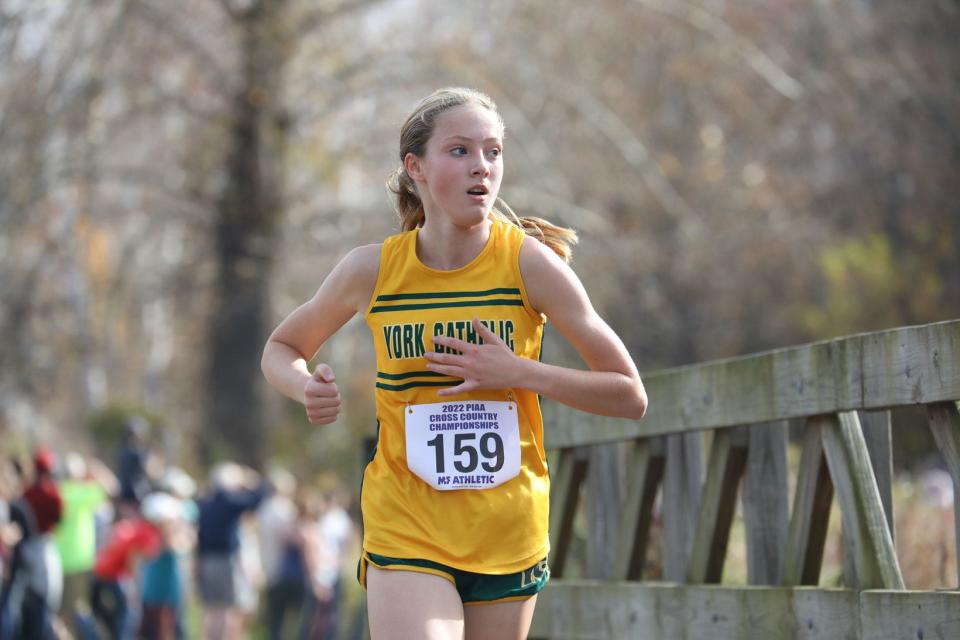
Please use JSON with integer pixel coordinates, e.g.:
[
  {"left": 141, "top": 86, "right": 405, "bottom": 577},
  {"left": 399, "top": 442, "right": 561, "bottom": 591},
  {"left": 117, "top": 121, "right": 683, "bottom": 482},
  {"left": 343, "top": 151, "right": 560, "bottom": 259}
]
[{"left": 441, "top": 135, "right": 502, "bottom": 144}]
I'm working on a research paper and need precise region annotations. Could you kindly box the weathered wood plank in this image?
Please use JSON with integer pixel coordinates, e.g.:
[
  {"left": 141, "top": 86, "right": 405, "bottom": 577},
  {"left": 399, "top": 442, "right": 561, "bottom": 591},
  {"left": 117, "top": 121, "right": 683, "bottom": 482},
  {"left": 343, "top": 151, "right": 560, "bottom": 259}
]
[
  {"left": 663, "top": 432, "right": 703, "bottom": 582},
  {"left": 862, "top": 322, "right": 960, "bottom": 407},
  {"left": 743, "top": 421, "right": 789, "bottom": 585},
  {"left": 613, "top": 437, "right": 664, "bottom": 580},
  {"left": 689, "top": 427, "right": 749, "bottom": 584},
  {"left": 585, "top": 442, "right": 624, "bottom": 579},
  {"left": 859, "top": 591, "right": 960, "bottom": 640},
  {"left": 859, "top": 410, "right": 894, "bottom": 538},
  {"left": 844, "top": 411, "right": 893, "bottom": 587},
  {"left": 549, "top": 447, "right": 588, "bottom": 578},
  {"left": 545, "top": 320, "right": 960, "bottom": 448},
  {"left": 531, "top": 583, "right": 960, "bottom": 640},
  {"left": 529, "top": 581, "right": 859, "bottom": 640},
  {"left": 820, "top": 412, "right": 904, "bottom": 589},
  {"left": 926, "top": 400, "right": 960, "bottom": 586},
  {"left": 784, "top": 418, "right": 834, "bottom": 586}
]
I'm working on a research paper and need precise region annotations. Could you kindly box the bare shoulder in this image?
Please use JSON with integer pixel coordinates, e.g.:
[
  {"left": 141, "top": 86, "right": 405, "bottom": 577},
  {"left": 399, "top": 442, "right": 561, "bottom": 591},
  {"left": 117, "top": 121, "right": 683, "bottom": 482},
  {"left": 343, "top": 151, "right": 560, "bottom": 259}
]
[
  {"left": 518, "top": 235, "right": 587, "bottom": 315},
  {"left": 339, "top": 243, "right": 382, "bottom": 283},
  {"left": 325, "top": 243, "right": 382, "bottom": 314}
]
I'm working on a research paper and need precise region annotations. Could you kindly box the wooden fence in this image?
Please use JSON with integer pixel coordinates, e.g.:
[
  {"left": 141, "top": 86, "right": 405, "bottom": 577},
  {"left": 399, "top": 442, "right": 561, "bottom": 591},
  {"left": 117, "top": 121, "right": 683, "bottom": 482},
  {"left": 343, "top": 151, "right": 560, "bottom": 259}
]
[{"left": 530, "top": 319, "right": 960, "bottom": 639}]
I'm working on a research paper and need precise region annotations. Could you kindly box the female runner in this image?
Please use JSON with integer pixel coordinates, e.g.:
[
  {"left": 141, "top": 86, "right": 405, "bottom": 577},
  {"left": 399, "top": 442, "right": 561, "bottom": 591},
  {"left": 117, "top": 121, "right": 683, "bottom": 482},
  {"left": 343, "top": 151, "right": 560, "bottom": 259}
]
[{"left": 262, "top": 87, "right": 647, "bottom": 639}]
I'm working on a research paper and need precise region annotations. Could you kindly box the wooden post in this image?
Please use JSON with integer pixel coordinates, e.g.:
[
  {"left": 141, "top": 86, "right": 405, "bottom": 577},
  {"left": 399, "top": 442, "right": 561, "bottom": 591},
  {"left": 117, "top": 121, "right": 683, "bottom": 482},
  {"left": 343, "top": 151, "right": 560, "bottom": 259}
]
[
  {"left": 586, "top": 440, "right": 625, "bottom": 579},
  {"left": 662, "top": 431, "right": 704, "bottom": 582},
  {"left": 614, "top": 437, "right": 665, "bottom": 580},
  {"left": 784, "top": 418, "right": 834, "bottom": 586},
  {"left": 926, "top": 400, "right": 960, "bottom": 587},
  {"left": 743, "top": 420, "right": 789, "bottom": 585},
  {"left": 688, "top": 427, "right": 748, "bottom": 583},
  {"left": 820, "top": 411, "right": 904, "bottom": 589},
  {"left": 859, "top": 410, "right": 894, "bottom": 536},
  {"left": 549, "top": 447, "right": 589, "bottom": 578},
  {"left": 844, "top": 411, "right": 893, "bottom": 587}
]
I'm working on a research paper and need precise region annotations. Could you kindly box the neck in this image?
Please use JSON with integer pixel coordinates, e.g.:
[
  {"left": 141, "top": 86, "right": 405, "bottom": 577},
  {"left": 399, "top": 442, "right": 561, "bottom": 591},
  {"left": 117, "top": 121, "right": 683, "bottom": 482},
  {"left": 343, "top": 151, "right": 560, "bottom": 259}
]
[{"left": 416, "top": 215, "right": 493, "bottom": 270}]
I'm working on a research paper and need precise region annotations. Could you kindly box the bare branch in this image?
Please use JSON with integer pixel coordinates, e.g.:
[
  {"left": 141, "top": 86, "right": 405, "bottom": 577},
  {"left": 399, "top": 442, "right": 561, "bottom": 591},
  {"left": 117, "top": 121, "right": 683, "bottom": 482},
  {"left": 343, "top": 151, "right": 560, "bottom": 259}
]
[
  {"left": 52, "top": 166, "right": 216, "bottom": 223},
  {"left": 547, "top": 75, "right": 704, "bottom": 237},
  {"left": 294, "top": 0, "right": 390, "bottom": 40},
  {"left": 129, "top": 2, "right": 237, "bottom": 97},
  {"left": 215, "top": 0, "right": 242, "bottom": 21},
  {"left": 503, "top": 186, "right": 612, "bottom": 235},
  {"left": 633, "top": 0, "right": 806, "bottom": 100}
]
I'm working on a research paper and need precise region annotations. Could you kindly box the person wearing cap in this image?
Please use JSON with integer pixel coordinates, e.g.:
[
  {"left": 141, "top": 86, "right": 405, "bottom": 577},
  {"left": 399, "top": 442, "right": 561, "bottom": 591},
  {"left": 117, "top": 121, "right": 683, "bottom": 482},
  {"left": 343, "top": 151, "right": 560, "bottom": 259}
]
[
  {"left": 22, "top": 449, "right": 62, "bottom": 538},
  {"left": 138, "top": 491, "right": 191, "bottom": 640}
]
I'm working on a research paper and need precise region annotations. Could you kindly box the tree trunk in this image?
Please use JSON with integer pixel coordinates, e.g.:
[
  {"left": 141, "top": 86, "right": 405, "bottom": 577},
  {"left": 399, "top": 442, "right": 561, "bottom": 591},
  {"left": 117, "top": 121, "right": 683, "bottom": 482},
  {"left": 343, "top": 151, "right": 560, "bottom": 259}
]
[{"left": 203, "top": 1, "right": 289, "bottom": 467}]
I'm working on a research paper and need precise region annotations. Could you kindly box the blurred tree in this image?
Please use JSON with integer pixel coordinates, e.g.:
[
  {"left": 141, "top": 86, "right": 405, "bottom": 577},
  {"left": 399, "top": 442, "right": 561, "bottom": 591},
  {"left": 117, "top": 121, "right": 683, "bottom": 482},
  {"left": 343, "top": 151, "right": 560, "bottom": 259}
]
[{"left": 1, "top": 0, "right": 957, "bottom": 474}]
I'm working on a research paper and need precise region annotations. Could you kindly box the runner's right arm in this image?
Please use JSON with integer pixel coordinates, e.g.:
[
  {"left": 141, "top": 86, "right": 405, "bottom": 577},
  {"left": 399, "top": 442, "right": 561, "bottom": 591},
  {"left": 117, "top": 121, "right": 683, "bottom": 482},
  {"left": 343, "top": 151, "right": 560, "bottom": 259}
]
[{"left": 261, "top": 244, "right": 380, "bottom": 423}]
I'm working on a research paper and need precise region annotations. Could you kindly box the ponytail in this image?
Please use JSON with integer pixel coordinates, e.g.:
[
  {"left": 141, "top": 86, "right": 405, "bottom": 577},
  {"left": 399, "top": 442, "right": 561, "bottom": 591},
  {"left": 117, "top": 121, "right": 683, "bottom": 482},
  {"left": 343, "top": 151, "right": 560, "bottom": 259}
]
[
  {"left": 492, "top": 199, "right": 578, "bottom": 264},
  {"left": 386, "top": 166, "right": 425, "bottom": 232}
]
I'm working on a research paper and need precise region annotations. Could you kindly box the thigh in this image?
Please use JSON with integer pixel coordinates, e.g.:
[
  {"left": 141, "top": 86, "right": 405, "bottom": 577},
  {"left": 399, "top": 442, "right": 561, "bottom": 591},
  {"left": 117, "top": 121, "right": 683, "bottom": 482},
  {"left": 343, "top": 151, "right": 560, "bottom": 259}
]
[
  {"left": 463, "top": 595, "right": 538, "bottom": 640},
  {"left": 366, "top": 565, "right": 465, "bottom": 640}
]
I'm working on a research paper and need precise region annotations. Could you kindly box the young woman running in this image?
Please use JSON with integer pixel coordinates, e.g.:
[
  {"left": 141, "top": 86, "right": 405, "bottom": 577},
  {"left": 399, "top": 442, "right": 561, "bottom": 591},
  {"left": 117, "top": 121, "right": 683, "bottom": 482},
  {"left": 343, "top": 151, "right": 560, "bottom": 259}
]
[{"left": 261, "top": 87, "right": 647, "bottom": 640}]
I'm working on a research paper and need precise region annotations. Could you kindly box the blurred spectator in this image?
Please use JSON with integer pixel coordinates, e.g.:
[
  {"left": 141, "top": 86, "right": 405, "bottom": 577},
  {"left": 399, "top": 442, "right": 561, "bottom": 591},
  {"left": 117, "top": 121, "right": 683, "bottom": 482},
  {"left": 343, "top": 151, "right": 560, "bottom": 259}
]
[
  {"left": 238, "top": 514, "right": 265, "bottom": 635},
  {"left": 195, "top": 463, "right": 270, "bottom": 640},
  {"left": 1, "top": 449, "right": 64, "bottom": 639},
  {"left": 115, "top": 417, "right": 154, "bottom": 517},
  {"left": 22, "top": 449, "right": 63, "bottom": 539},
  {"left": 256, "top": 468, "right": 299, "bottom": 640},
  {"left": 54, "top": 453, "right": 118, "bottom": 634},
  {"left": 297, "top": 491, "right": 332, "bottom": 640},
  {"left": 0, "top": 456, "right": 24, "bottom": 608},
  {"left": 139, "top": 492, "right": 193, "bottom": 640},
  {"left": 157, "top": 467, "right": 198, "bottom": 522},
  {"left": 0, "top": 498, "right": 36, "bottom": 638},
  {"left": 0, "top": 457, "right": 24, "bottom": 636},
  {"left": 12, "top": 448, "right": 65, "bottom": 638},
  {"left": 89, "top": 502, "right": 165, "bottom": 639},
  {"left": 307, "top": 487, "right": 355, "bottom": 640}
]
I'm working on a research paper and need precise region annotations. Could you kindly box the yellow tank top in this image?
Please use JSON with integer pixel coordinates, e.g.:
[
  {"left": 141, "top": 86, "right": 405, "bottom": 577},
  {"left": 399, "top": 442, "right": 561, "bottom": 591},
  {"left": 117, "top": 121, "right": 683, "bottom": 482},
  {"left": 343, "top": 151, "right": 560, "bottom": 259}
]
[{"left": 362, "top": 217, "right": 549, "bottom": 574}]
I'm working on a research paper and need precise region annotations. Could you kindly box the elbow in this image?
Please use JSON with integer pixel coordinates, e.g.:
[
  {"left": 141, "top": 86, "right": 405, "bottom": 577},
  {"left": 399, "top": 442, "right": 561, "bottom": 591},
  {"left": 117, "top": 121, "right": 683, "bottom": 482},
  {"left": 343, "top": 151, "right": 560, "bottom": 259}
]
[
  {"left": 628, "top": 379, "right": 648, "bottom": 420},
  {"left": 260, "top": 342, "right": 276, "bottom": 385},
  {"left": 260, "top": 348, "right": 269, "bottom": 382}
]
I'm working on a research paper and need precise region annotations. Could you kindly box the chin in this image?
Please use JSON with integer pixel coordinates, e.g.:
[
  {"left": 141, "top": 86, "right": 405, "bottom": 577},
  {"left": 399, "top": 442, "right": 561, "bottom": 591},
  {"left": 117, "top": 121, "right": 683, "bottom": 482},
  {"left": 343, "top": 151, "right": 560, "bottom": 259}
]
[{"left": 452, "top": 209, "right": 491, "bottom": 228}]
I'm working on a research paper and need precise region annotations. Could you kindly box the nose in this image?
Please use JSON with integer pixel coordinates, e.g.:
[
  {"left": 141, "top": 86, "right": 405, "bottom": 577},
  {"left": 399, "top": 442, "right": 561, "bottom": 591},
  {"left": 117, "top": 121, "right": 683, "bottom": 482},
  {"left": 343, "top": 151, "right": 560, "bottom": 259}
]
[{"left": 471, "top": 154, "right": 490, "bottom": 177}]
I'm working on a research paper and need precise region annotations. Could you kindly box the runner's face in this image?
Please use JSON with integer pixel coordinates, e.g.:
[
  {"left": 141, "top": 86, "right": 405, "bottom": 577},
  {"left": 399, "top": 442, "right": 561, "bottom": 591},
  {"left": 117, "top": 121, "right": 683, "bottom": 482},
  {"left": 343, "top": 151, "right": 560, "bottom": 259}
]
[{"left": 414, "top": 104, "right": 504, "bottom": 228}]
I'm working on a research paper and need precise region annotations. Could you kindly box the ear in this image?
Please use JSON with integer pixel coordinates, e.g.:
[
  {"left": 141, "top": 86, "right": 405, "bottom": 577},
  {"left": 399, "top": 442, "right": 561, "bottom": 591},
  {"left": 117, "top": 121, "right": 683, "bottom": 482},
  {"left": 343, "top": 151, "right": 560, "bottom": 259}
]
[{"left": 403, "top": 152, "right": 424, "bottom": 183}]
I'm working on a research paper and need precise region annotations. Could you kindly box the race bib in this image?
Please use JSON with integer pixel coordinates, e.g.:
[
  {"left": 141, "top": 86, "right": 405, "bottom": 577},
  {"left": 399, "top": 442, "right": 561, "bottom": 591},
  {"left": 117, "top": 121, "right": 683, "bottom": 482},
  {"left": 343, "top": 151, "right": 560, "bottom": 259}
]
[{"left": 405, "top": 401, "right": 521, "bottom": 490}]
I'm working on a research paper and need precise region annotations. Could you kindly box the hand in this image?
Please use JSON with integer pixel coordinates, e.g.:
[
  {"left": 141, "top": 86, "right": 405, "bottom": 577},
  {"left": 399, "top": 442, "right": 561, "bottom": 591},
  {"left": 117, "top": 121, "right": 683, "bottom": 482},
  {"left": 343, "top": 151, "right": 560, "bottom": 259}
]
[
  {"left": 303, "top": 363, "right": 341, "bottom": 425},
  {"left": 424, "top": 317, "right": 522, "bottom": 396}
]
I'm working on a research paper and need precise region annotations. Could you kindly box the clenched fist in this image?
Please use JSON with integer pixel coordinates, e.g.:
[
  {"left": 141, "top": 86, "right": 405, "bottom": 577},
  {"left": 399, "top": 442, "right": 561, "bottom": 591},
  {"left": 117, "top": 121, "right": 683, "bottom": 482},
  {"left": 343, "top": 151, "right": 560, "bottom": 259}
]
[{"left": 303, "top": 363, "right": 341, "bottom": 425}]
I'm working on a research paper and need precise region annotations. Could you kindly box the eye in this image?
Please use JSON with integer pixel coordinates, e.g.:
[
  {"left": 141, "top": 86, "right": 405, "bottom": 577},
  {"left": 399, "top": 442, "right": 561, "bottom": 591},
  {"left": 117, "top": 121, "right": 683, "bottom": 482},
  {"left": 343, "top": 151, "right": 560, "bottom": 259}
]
[
  {"left": 450, "top": 146, "right": 467, "bottom": 156},
  {"left": 487, "top": 147, "right": 502, "bottom": 159}
]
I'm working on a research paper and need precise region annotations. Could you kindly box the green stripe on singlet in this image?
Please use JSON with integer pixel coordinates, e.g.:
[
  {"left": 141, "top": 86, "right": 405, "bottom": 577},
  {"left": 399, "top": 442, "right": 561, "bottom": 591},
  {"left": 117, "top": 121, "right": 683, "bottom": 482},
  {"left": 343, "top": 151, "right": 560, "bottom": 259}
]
[
  {"left": 375, "top": 287, "right": 521, "bottom": 302},
  {"left": 375, "top": 380, "right": 460, "bottom": 392},
  {"left": 376, "top": 371, "right": 448, "bottom": 380},
  {"left": 375, "top": 370, "right": 459, "bottom": 392},
  {"left": 369, "top": 299, "right": 523, "bottom": 314}
]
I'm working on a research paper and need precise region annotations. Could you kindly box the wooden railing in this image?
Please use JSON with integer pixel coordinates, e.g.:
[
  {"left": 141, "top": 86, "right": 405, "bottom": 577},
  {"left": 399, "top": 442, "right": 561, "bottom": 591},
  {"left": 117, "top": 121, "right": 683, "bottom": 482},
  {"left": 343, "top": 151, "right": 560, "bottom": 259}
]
[{"left": 531, "top": 320, "right": 960, "bottom": 639}]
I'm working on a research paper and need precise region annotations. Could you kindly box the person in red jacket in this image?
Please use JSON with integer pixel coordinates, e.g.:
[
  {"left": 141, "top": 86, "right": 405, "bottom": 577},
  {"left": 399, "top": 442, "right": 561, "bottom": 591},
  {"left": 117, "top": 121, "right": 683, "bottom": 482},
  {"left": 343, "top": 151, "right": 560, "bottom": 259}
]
[
  {"left": 22, "top": 450, "right": 63, "bottom": 535},
  {"left": 90, "top": 507, "right": 164, "bottom": 639}
]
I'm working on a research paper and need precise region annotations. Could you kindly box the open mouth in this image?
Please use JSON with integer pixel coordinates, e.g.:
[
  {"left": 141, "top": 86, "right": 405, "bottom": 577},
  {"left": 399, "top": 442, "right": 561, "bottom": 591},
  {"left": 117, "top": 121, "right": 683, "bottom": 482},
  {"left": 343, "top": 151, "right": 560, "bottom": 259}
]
[{"left": 467, "top": 185, "right": 489, "bottom": 196}]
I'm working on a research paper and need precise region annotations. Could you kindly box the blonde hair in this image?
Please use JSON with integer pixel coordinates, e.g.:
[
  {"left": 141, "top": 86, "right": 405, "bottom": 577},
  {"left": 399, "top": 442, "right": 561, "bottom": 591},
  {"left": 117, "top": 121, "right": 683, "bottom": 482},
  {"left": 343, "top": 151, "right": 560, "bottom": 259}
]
[{"left": 386, "top": 87, "right": 578, "bottom": 262}]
